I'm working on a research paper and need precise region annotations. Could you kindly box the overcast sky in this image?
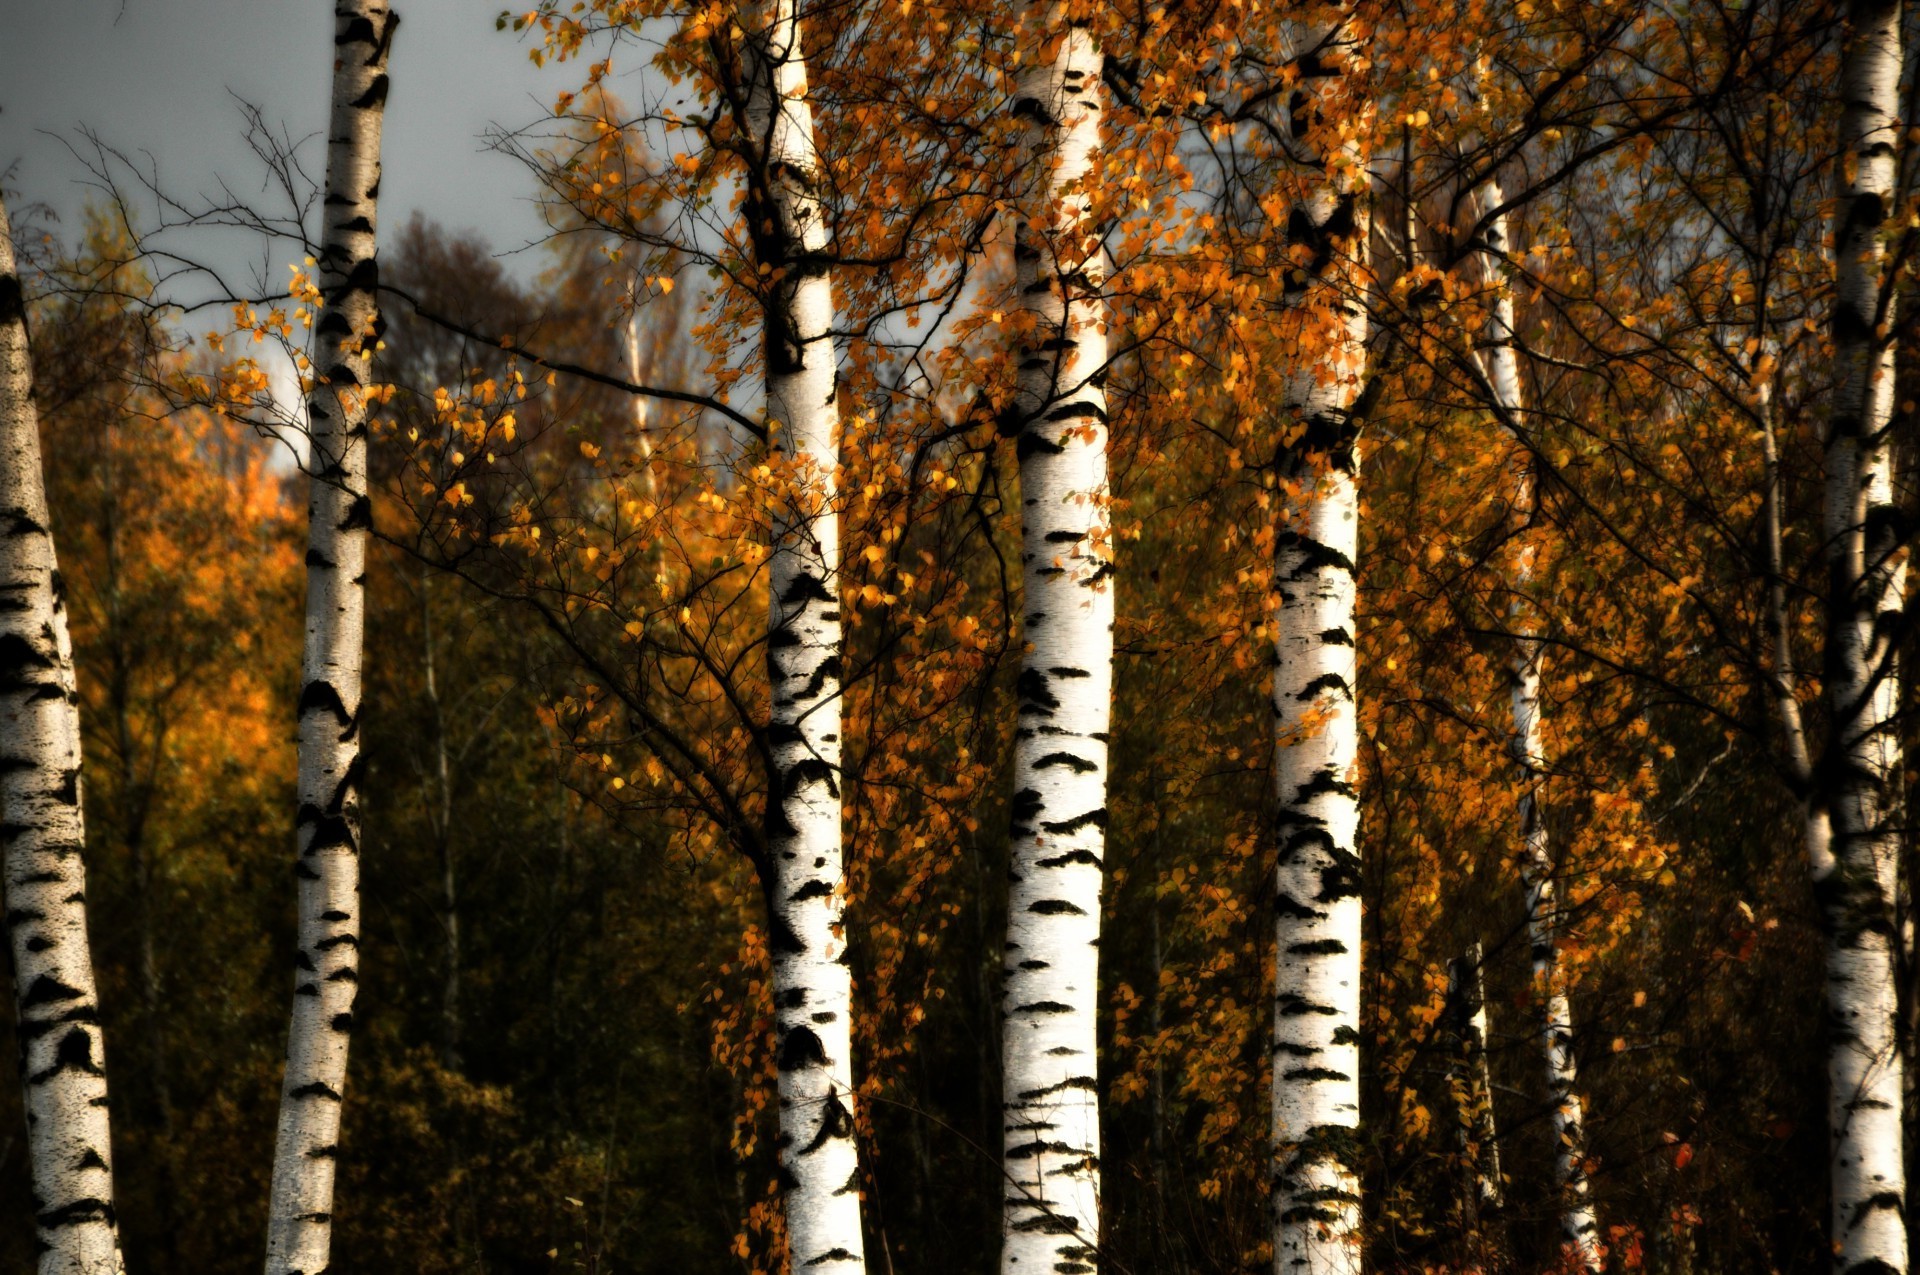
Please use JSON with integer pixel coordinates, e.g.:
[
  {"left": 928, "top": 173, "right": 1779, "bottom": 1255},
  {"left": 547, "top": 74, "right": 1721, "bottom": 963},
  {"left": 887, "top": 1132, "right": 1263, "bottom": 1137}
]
[{"left": 1, "top": 0, "right": 570, "bottom": 283}]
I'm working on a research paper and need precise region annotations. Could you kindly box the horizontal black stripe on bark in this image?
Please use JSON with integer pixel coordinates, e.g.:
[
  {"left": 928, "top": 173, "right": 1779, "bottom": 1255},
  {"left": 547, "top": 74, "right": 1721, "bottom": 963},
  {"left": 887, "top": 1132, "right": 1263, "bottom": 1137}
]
[
  {"left": 15, "top": 1002, "right": 100, "bottom": 1044},
  {"left": 1041, "top": 808, "right": 1107, "bottom": 835},
  {"left": 20, "top": 975, "right": 84, "bottom": 1008},
  {"left": 1017, "top": 431, "right": 1066, "bottom": 459},
  {"left": 1035, "top": 848, "right": 1101, "bottom": 869},
  {"left": 1013, "top": 1001, "right": 1075, "bottom": 1015},
  {"left": 803, "top": 1247, "right": 858, "bottom": 1267},
  {"left": 1017, "top": 1075, "right": 1097, "bottom": 1099},
  {"left": 36, "top": 1198, "right": 115, "bottom": 1229},
  {"left": 1029, "top": 899, "right": 1086, "bottom": 915},
  {"left": 1294, "top": 672, "right": 1353, "bottom": 702},
  {"left": 781, "top": 757, "right": 839, "bottom": 799},
  {"left": 287, "top": 1082, "right": 343, "bottom": 1102},
  {"left": 1273, "top": 530, "right": 1355, "bottom": 576}
]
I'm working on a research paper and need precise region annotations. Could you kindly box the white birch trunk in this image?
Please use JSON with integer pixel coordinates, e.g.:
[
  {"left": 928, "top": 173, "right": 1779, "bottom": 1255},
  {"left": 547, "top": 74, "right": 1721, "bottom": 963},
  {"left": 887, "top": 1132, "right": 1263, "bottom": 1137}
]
[
  {"left": 1271, "top": 21, "right": 1369, "bottom": 1275},
  {"left": 744, "top": 2, "right": 864, "bottom": 1268},
  {"left": 1817, "top": 3, "right": 1908, "bottom": 1266},
  {"left": 0, "top": 195, "right": 126, "bottom": 1275},
  {"left": 1444, "top": 944, "right": 1501, "bottom": 1217},
  {"left": 1475, "top": 185, "right": 1602, "bottom": 1271},
  {"left": 264, "top": 6, "right": 395, "bottom": 1272},
  {"left": 1000, "top": 20, "right": 1111, "bottom": 1275}
]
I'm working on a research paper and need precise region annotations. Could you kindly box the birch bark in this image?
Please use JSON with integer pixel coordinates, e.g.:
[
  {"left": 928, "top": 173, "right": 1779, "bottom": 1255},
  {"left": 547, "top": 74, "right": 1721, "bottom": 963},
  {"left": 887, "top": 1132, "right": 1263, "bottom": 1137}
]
[
  {"left": 1444, "top": 943, "right": 1501, "bottom": 1220},
  {"left": 1474, "top": 184, "right": 1602, "bottom": 1271},
  {"left": 263, "top": 6, "right": 395, "bottom": 1272},
  {"left": 1000, "top": 17, "right": 1111, "bottom": 1275},
  {"left": 1816, "top": 2, "right": 1908, "bottom": 1267},
  {"left": 1270, "top": 20, "right": 1369, "bottom": 1275},
  {"left": 0, "top": 194, "right": 126, "bottom": 1275},
  {"left": 744, "top": 0, "right": 865, "bottom": 1267}
]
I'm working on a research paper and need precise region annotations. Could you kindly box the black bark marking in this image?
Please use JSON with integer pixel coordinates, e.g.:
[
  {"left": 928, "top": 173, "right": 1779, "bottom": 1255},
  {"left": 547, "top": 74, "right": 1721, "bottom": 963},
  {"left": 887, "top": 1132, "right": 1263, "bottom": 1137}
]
[
  {"left": 783, "top": 757, "right": 840, "bottom": 799},
  {"left": 777, "top": 1025, "right": 829, "bottom": 1071},
  {"left": 36, "top": 1198, "right": 115, "bottom": 1229},
  {"left": 1017, "top": 668, "right": 1059, "bottom": 713},
  {"left": 20, "top": 975, "right": 84, "bottom": 1009},
  {"left": 338, "top": 495, "right": 374, "bottom": 532},
  {"left": 1041, "top": 808, "right": 1107, "bottom": 836},
  {"left": 348, "top": 75, "right": 391, "bottom": 110},
  {"left": 1030, "top": 899, "right": 1087, "bottom": 915}
]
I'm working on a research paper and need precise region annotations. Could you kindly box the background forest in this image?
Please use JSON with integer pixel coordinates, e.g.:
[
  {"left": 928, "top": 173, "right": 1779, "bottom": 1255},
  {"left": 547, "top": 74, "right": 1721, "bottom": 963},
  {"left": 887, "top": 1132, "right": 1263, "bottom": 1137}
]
[{"left": 0, "top": 0, "right": 1912, "bottom": 1272}]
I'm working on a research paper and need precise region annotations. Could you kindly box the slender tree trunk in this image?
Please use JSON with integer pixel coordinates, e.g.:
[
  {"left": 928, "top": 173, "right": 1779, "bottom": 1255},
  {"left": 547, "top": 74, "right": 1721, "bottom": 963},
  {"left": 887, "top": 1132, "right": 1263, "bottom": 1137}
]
[
  {"left": 0, "top": 193, "right": 125, "bottom": 1275},
  {"left": 998, "top": 17, "right": 1111, "bottom": 1275},
  {"left": 1473, "top": 186, "right": 1602, "bottom": 1271},
  {"left": 1270, "top": 21, "right": 1369, "bottom": 1275},
  {"left": 624, "top": 294, "right": 658, "bottom": 501},
  {"left": 418, "top": 570, "right": 460, "bottom": 1070},
  {"left": 264, "top": 7, "right": 395, "bottom": 1272},
  {"left": 1510, "top": 577, "right": 1602, "bottom": 1270},
  {"left": 1445, "top": 944, "right": 1501, "bottom": 1225},
  {"left": 744, "top": 1, "right": 865, "bottom": 1268},
  {"left": 1816, "top": 2, "right": 1909, "bottom": 1268}
]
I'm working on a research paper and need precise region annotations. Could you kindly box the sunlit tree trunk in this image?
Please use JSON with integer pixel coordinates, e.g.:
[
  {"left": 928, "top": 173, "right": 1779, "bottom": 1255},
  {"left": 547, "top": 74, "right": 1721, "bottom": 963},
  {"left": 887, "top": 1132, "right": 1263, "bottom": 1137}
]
[
  {"left": 264, "top": 6, "right": 395, "bottom": 1272},
  {"left": 1474, "top": 184, "right": 1602, "bottom": 1271},
  {"left": 1270, "top": 19, "right": 1369, "bottom": 1275},
  {"left": 1816, "top": 2, "right": 1908, "bottom": 1268},
  {"left": 999, "top": 16, "right": 1111, "bottom": 1275},
  {"left": 0, "top": 194, "right": 125, "bottom": 1275},
  {"left": 744, "top": 0, "right": 865, "bottom": 1268}
]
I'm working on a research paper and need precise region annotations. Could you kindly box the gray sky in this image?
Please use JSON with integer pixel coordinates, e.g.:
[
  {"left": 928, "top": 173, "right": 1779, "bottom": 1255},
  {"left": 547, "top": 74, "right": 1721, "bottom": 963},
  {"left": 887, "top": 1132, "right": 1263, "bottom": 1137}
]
[{"left": 1, "top": 0, "right": 568, "bottom": 282}]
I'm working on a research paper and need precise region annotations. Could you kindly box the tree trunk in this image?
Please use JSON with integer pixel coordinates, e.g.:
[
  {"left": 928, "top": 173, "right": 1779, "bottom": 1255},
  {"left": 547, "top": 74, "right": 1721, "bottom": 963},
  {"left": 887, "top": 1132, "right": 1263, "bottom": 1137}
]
[
  {"left": 0, "top": 193, "right": 126, "bottom": 1275},
  {"left": 999, "top": 19, "right": 1111, "bottom": 1275},
  {"left": 1445, "top": 944, "right": 1502, "bottom": 1224},
  {"left": 1474, "top": 184, "right": 1603, "bottom": 1271},
  {"left": 1270, "top": 21, "right": 1369, "bottom": 1275},
  {"left": 1816, "top": 2, "right": 1909, "bottom": 1268},
  {"left": 744, "top": 0, "right": 865, "bottom": 1268},
  {"left": 263, "top": 6, "right": 395, "bottom": 1272}
]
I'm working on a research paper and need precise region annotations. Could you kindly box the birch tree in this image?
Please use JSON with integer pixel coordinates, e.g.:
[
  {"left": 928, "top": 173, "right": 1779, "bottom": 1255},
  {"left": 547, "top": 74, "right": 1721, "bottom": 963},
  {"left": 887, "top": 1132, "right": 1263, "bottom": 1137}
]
[
  {"left": 1472, "top": 183, "right": 1602, "bottom": 1270},
  {"left": 0, "top": 194, "right": 125, "bottom": 1275},
  {"left": 1270, "top": 16, "right": 1370, "bottom": 1274},
  {"left": 264, "top": 5, "right": 396, "bottom": 1272},
  {"left": 745, "top": 0, "right": 865, "bottom": 1267},
  {"left": 1000, "top": 13, "right": 1112, "bottom": 1274},
  {"left": 1814, "top": 0, "right": 1908, "bottom": 1266},
  {"left": 1443, "top": 944, "right": 1500, "bottom": 1223}
]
